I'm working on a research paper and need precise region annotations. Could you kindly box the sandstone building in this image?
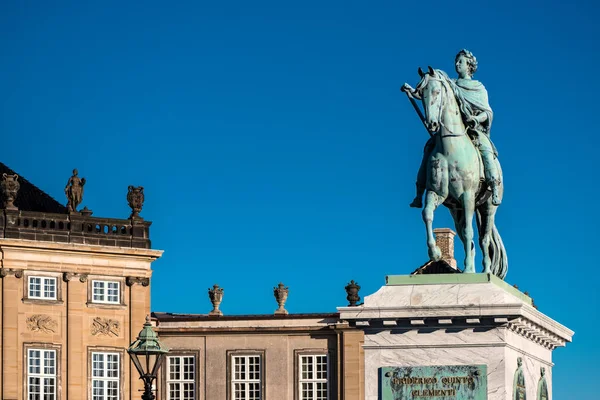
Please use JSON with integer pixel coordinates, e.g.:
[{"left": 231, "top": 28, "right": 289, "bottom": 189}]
[
  {"left": 0, "top": 163, "right": 161, "bottom": 400},
  {"left": 0, "top": 164, "right": 365, "bottom": 400}
]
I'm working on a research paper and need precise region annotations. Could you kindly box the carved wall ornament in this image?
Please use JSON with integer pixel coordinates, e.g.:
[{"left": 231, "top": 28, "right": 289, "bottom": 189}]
[
  {"left": 63, "top": 272, "right": 88, "bottom": 283},
  {"left": 345, "top": 280, "right": 361, "bottom": 306},
  {"left": 208, "top": 284, "right": 224, "bottom": 316},
  {"left": 0, "top": 268, "right": 23, "bottom": 279},
  {"left": 65, "top": 169, "right": 86, "bottom": 213},
  {"left": 26, "top": 314, "right": 58, "bottom": 334},
  {"left": 127, "top": 186, "right": 145, "bottom": 219},
  {"left": 273, "top": 282, "right": 289, "bottom": 315},
  {"left": 91, "top": 317, "right": 120, "bottom": 337},
  {"left": 126, "top": 276, "right": 150, "bottom": 287},
  {"left": 1, "top": 173, "right": 20, "bottom": 210}
]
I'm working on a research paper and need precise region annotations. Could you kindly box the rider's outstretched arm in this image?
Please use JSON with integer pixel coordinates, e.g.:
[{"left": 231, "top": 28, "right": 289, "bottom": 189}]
[{"left": 401, "top": 83, "right": 422, "bottom": 100}]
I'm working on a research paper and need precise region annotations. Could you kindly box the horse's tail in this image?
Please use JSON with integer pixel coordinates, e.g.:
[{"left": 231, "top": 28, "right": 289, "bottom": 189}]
[{"left": 477, "top": 208, "right": 508, "bottom": 279}]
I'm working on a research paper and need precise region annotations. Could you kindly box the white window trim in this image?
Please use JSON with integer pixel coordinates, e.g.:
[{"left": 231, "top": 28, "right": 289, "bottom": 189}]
[
  {"left": 91, "top": 280, "right": 121, "bottom": 304},
  {"left": 231, "top": 354, "right": 262, "bottom": 400},
  {"left": 28, "top": 276, "right": 57, "bottom": 300},
  {"left": 167, "top": 355, "right": 196, "bottom": 400},
  {"left": 91, "top": 351, "right": 120, "bottom": 400},
  {"left": 299, "top": 354, "right": 329, "bottom": 400},
  {"left": 27, "top": 348, "right": 57, "bottom": 399}
]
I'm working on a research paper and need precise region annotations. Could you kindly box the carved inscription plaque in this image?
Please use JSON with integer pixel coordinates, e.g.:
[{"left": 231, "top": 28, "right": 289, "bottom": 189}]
[{"left": 380, "top": 365, "right": 487, "bottom": 399}]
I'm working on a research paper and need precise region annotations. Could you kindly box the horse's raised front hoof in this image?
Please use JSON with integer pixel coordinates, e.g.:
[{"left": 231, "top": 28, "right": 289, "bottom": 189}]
[{"left": 428, "top": 246, "right": 442, "bottom": 261}]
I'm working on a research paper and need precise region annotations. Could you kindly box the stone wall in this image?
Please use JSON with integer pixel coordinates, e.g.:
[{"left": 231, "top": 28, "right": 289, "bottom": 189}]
[
  {"left": 156, "top": 315, "right": 364, "bottom": 400},
  {"left": 0, "top": 239, "right": 161, "bottom": 399}
]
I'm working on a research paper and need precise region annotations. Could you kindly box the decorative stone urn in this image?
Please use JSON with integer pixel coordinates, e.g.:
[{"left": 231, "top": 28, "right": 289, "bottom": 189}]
[
  {"left": 208, "top": 284, "right": 224, "bottom": 316},
  {"left": 273, "top": 283, "right": 289, "bottom": 315},
  {"left": 1, "top": 173, "right": 20, "bottom": 210},
  {"left": 80, "top": 206, "right": 93, "bottom": 217},
  {"left": 345, "top": 280, "right": 361, "bottom": 306},
  {"left": 127, "top": 186, "right": 145, "bottom": 219}
]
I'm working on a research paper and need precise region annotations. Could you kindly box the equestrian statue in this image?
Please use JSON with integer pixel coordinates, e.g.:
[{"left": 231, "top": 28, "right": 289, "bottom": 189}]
[{"left": 401, "top": 50, "right": 507, "bottom": 279}]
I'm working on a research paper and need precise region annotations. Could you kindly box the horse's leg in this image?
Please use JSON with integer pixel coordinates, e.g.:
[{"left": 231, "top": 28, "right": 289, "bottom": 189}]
[
  {"left": 422, "top": 190, "right": 442, "bottom": 261},
  {"left": 462, "top": 192, "right": 476, "bottom": 273},
  {"left": 477, "top": 203, "right": 495, "bottom": 273}
]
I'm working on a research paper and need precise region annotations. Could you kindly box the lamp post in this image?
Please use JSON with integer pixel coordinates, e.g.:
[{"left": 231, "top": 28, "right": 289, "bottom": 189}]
[{"left": 127, "top": 316, "right": 169, "bottom": 400}]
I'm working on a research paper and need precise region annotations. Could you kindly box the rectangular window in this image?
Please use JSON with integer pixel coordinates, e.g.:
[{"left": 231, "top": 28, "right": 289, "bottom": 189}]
[
  {"left": 167, "top": 356, "right": 196, "bottom": 400},
  {"left": 27, "top": 348, "right": 56, "bottom": 400},
  {"left": 92, "top": 281, "right": 120, "bottom": 304},
  {"left": 92, "top": 352, "right": 120, "bottom": 400},
  {"left": 232, "top": 355, "right": 262, "bottom": 400},
  {"left": 28, "top": 276, "right": 57, "bottom": 300},
  {"left": 299, "top": 354, "right": 328, "bottom": 400}
]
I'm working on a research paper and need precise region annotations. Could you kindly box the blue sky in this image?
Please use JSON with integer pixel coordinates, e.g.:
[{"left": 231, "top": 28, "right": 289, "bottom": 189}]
[{"left": 1, "top": 1, "right": 598, "bottom": 397}]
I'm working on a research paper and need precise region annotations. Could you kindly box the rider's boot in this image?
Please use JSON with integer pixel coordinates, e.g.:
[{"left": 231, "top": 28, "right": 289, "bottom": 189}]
[
  {"left": 488, "top": 180, "right": 501, "bottom": 206},
  {"left": 410, "top": 183, "right": 425, "bottom": 208}
]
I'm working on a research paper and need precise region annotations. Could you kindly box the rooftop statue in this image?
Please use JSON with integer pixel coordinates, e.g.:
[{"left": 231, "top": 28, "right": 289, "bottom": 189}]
[
  {"left": 65, "top": 169, "right": 86, "bottom": 213},
  {"left": 401, "top": 50, "right": 507, "bottom": 279}
]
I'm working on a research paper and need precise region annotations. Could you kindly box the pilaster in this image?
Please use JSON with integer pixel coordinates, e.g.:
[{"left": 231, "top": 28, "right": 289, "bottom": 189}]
[
  {"left": 341, "top": 328, "right": 365, "bottom": 400},
  {"left": 1, "top": 269, "right": 23, "bottom": 399},
  {"left": 63, "top": 272, "right": 88, "bottom": 400},
  {"left": 127, "top": 276, "right": 151, "bottom": 399}
]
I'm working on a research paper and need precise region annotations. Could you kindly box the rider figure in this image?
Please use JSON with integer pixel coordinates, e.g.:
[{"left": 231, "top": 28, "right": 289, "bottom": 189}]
[{"left": 402, "top": 50, "right": 501, "bottom": 207}]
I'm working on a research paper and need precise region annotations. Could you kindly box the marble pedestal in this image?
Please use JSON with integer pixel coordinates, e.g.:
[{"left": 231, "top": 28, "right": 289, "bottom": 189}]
[{"left": 338, "top": 274, "right": 573, "bottom": 400}]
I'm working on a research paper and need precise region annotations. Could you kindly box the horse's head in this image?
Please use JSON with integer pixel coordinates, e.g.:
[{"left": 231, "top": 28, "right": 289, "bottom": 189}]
[{"left": 416, "top": 66, "right": 445, "bottom": 133}]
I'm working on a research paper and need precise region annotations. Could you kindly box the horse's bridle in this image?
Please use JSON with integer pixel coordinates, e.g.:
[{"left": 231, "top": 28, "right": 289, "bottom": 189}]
[{"left": 417, "top": 74, "right": 467, "bottom": 137}]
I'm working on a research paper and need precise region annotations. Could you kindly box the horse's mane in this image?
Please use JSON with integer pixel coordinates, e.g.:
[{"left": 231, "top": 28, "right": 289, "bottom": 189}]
[
  {"left": 416, "top": 69, "right": 454, "bottom": 93},
  {"left": 434, "top": 69, "right": 454, "bottom": 92}
]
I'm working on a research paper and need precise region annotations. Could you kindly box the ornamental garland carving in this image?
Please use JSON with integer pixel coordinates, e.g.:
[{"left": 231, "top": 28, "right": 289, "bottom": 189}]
[
  {"left": 26, "top": 315, "right": 58, "bottom": 334},
  {"left": 126, "top": 276, "right": 150, "bottom": 287},
  {"left": 63, "top": 272, "right": 88, "bottom": 282},
  {"left": 91, "top": 317, "right": 120, "bottom": 337},
  {"left": 0, "top": 268, "right": 23, "bottom": 278}
]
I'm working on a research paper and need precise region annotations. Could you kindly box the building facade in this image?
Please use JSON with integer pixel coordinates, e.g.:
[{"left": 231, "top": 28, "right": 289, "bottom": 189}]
[
  {"left": 153, "top": 312, "right": 364, "bottom": 400},
  {"left": 0, "top": 163, "right": 162, "bottom": 400},
  {"left": 0, "top": 164, "right": 365, "bottom": 400}
]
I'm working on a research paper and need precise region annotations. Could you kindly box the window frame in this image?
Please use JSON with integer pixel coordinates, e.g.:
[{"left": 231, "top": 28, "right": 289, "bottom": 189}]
[
  {"left": 226, "top": 350, "right": 265, "bottom": 400},
  {"left": 22, "top": 272, "right": 62, "bottom": 304},
  {"left": 91, "top": 280, "right": 121, "bottom": 304},
  {"left": 294, "top": 349, "right": 333, "bottom": 400},
  {"left": 87, "top": 347, "right": 124, "bottom": 400},
  {"left": 23, "top": 342, "right": 62, "bottom": 400},
  {"left": 28, "top": 275, "right": 58, "bottom": 300},
  {"left": 163, "top": 352, "right": 200, "bottom": 400},
  {"left": 86, "top": 277, "right": 126, "bottom": 308}
]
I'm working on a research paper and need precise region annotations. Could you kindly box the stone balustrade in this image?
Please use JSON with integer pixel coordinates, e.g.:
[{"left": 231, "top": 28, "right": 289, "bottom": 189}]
[{"left": 0, "top": 209, "right": 151, "bottom": 249}]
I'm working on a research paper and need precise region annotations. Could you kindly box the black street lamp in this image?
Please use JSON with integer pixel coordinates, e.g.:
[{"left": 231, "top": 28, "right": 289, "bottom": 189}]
[{"left": 127, "top": 316, "right": 169, "bottom": 400}]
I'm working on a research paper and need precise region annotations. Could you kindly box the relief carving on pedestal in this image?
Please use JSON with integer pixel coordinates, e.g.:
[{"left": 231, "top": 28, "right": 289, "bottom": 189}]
[
  {"left": 91, "top": 317, "right": 120, "bottom": 337},
  {"left": 513, "top": 357, "right": 527, "bottom": 400},
  {"left": 26, "top": 315, "right": 58, "bottom": 334},
  {"left": 537, "top": 367, "right": 548, "bottom": 400}
]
